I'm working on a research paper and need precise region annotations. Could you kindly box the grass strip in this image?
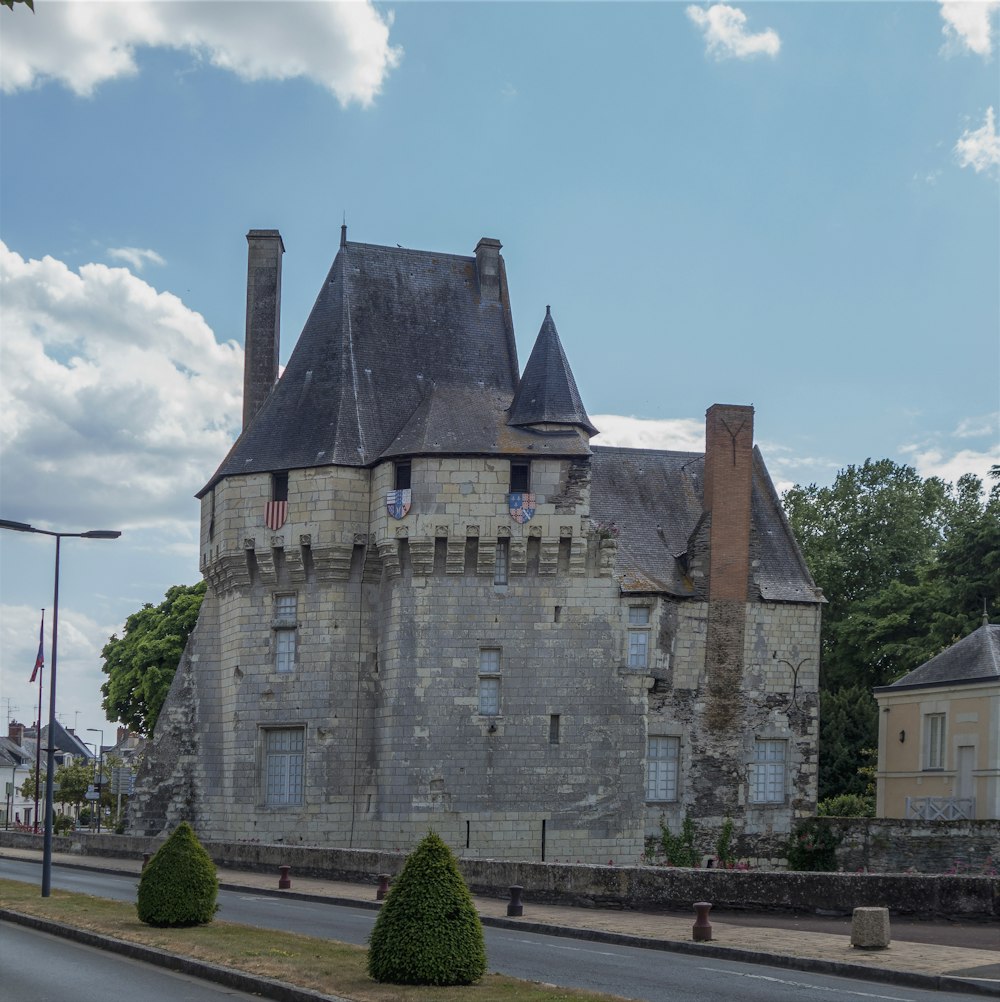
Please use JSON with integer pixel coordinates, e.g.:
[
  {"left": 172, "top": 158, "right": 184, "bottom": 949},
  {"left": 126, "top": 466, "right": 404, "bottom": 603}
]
[{"left": 0, "top": 878, "right": 627, "bottom": 1002}]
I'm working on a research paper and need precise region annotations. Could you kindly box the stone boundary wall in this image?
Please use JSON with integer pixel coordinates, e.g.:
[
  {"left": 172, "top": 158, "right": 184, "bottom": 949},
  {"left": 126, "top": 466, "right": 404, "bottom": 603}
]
[{"left": 2, "top": 830, "right": 996, "bottom": 918}]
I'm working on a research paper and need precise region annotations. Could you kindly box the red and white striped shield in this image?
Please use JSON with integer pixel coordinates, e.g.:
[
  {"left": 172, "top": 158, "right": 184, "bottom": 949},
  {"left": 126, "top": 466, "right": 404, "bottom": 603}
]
[{"left": 264, "top": 500, "right": 288, "bottom": 531}]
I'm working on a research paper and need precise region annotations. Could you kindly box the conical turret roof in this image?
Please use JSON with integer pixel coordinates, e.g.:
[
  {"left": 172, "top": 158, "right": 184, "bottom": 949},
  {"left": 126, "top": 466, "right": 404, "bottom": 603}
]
[{"left": 507, "top": 307, "right": 597, "bottom": 436}]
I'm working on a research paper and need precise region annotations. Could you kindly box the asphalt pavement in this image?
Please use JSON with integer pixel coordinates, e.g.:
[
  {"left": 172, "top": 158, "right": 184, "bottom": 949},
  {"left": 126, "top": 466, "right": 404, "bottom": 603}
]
[{"left": 1, "top": 845, "right": 997, "bottom": 1000}]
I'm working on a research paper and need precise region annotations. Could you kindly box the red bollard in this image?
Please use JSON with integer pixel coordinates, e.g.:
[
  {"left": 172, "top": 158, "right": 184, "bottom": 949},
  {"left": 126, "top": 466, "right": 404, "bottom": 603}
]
[
  {"left": 692, "top": 901, "right": 713, "bottom": 941},
  {"left": 278, "top": 864, "right": 291, "bottom": 890},
  {"left": 376, "top": 873, "right": 390, "bottom": 900},
  {"left": 142, "top": 852, "right": 151, "bottom": 870}
]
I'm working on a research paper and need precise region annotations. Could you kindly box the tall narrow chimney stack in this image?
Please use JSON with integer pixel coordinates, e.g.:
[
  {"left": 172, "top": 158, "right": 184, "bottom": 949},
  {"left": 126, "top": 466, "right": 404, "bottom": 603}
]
[
  {"left": 243, "top": 229, "right": 284, "bottom": 429},
  {"left": 474, "top": 237, "right": 502, "bottom": 301},
  {"left": 704, "top": 403, "right": 754, "bottom": 602}
]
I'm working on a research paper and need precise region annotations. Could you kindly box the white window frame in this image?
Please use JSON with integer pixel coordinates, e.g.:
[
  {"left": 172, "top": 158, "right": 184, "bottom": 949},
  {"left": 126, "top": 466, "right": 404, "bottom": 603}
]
[
  {"left": 263, "top": 727, "right": 304, "bottom": 807},
  {"left": 494, "top": 539, "right": 509, "bottom": 586},
  {"left": 478, "top": 648, "right": 501, "bottom": 716},
  {"left": 627, "top": 606, "right": 651, "bottom": 669},
  {"left": 646, "top": 735, "right": 680, "bottom": 802},
  {"left": 924, "top": 713, "right": 946, "bottom": 770},
  {"left": 750, "top": 739, "right": 786, "bottom": 804},
  {"left": 273, "top": 594, "right": 297, "bottom": 673}
]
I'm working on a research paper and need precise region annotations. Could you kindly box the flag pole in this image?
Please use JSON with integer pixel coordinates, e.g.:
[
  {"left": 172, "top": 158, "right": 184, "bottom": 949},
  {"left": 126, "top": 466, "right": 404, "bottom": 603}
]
[{"left": 33, "top": 609, "right": 44, "bottom": 833}]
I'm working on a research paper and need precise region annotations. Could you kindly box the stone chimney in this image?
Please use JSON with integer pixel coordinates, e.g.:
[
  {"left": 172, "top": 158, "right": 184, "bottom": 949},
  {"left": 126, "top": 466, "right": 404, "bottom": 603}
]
[
  {"left": 474, "top": 237, "right": 502, "bottom": 301},
  {"left": 704, "top": 403, "right": 754, "bottom": 603},
  {"left": 8, "top": 720, "right": 24, "bottom": 746},
  {"left": 117, "top": 725, "right": 128, "bottom": 746},
  {"left": 243, "top": 229, "right": 285, "bottom": 429},
  {"left": 702, "top": 403, "right": 755, "bottom": 738}
]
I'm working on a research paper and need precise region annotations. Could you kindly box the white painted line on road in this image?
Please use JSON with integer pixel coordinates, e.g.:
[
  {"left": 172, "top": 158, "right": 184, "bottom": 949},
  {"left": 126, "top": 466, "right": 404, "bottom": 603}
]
[
  {"left": 511, "top": 938, "right": 619, "bottom": 957},
  {"left": 697, "top": 967, "right": 915, "bottom": 1001}
]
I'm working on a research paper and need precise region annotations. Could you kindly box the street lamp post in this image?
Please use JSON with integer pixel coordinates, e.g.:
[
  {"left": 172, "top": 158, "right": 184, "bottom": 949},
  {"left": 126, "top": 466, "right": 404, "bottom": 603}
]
[
  {"left": 0, "top": 519, "right": 121, "bottom": 897},
  {"left": 86, "top": 727, "right": 104, "bottom": 833}
]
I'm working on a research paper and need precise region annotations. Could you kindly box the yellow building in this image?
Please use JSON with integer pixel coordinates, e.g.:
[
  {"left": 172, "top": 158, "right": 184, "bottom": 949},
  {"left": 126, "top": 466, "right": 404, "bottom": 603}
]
[{"left": 875, "top": 621, "right": 999, "bottom": 820}]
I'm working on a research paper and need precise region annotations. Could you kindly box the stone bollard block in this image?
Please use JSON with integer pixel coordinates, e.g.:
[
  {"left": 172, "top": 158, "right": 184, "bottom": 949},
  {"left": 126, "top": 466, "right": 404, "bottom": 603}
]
[
  {"left": 692, "top": 901, "right": 712, "bottom": 941},
  {"left": 851, "top": 906, "right": 890, "bottom": 949}
]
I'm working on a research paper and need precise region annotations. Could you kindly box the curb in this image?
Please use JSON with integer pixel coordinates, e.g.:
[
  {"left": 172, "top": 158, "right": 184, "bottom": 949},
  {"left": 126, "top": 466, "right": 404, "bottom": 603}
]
[
  {"left": 0, "top": 907, "right": 351, "bottom": 1002},
  {"left": 4, "top": 854, "right": 999, "bottom": 999}
]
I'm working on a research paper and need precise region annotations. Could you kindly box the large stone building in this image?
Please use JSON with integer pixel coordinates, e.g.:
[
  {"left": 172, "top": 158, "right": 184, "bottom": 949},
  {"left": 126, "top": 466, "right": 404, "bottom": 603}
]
[{"left": 129, "top": 228, "right": 823, "bottom": 863}]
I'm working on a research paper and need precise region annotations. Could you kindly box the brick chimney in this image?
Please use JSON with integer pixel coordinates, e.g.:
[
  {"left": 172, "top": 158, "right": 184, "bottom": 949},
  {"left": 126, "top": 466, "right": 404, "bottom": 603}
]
[
  {"left": 702, "top": 403, "right": 755, "bottom": 740},
  {"left": 8, "top": 720, "right": 24, "bottom": 746},
  {"left": 117, "top": 726, "right": 128, "bottom": 746},
  {"left": 704, "top": 403, "right": 754, "bottom": 603},
  {"left": 243, "top": 229, "right": 284, "bottom": 429},
  {"left": 474, "top": 237, "right": 502, "bottom": 301}
]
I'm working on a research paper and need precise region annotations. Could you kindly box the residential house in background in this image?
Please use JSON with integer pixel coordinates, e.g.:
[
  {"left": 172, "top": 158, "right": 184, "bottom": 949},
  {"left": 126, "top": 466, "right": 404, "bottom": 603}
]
[
  {"left": 129, "top": 228, "right": 823, "bottom": 862},
  {"left": 875, "top": 620, "right": 1000, "bottom": 820}
]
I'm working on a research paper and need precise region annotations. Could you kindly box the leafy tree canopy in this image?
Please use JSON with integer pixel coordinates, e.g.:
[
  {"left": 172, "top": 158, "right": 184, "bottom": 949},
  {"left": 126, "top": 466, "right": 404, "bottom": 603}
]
[
  {"left": 784, "top": 461, "right": 999, "bottom": 799},
  {"left": 100, "top": 581, "right": 206, "bottom": 736}
]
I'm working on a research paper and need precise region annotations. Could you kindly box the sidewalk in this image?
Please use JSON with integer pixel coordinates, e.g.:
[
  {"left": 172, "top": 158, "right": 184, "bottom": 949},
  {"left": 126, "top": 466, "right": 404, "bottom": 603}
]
[{"left": 2, "top": 846, "right": 998, "bottom": 997}]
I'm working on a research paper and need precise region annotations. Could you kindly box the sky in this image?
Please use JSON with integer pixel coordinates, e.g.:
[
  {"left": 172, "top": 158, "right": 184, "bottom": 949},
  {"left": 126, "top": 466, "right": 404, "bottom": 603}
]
[{"left": 0, "top": 0, "right": 998, "bottom": 749}]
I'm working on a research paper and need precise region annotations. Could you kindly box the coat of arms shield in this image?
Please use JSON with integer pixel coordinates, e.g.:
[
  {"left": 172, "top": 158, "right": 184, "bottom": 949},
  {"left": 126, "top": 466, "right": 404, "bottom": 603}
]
[
  {"left": 508, "top": 492, "right": 536, "bottom": 524},
  {"left": 386, "top": 489, "right": 412, "bottom": 520}
]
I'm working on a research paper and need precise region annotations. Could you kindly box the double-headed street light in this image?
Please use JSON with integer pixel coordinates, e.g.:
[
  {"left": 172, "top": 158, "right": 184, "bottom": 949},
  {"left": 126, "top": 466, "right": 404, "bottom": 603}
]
[{"left": 0, "top": 519, "right": 121, "bottom": 897}]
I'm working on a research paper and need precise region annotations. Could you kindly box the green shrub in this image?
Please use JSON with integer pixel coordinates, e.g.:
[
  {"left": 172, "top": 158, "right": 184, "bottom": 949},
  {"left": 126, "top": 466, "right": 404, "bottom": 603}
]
[
  {"left": 785, "top": 818, "right": 840, "bottom": 872},
  {"left": 714, "top": 817, "right": 736, "bottom": 867},
  {"left": 53, "top": 814, "right": 74, "bottom": 835},
  {"left": 817, "top": 793, "right": 874, "bottom": 818},
  {"left": 367, "top": 831, "right": 486, "bottom": 985},
  {"left": 660, "top": 811, "right": 699, "bottom": 867},
  {"left": 136, "top": 821, "right": 218, "bottom": 927}
]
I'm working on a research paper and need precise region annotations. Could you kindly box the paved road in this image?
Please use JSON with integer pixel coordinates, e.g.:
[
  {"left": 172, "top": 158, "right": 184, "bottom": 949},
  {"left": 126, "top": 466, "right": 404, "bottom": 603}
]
[
  {"left": 1, "top": 859, "right": 987, "bottom": 1002},
  {"left": 0, "top": 922, "right": 272, "bottom": 1002}
]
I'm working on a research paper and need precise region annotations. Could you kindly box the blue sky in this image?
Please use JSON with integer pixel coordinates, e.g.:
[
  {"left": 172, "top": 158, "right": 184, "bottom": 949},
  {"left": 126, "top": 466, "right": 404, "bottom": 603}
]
[{"left": 1, "top": 1, "right": 998, "bottom": 744}]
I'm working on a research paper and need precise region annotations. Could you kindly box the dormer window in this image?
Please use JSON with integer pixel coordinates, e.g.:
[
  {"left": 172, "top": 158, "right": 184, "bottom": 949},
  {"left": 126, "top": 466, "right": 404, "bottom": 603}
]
[
  {"left": 394, "top": 460, "right": 411, "bottom": 491},
  {"left": 510, "top": 461, "right": 530, "bottom": 493}
]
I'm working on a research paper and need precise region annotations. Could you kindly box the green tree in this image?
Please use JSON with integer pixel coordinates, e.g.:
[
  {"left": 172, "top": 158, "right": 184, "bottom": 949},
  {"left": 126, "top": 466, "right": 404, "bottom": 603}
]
[
  {"left": 368, "top": 831, "right": 486, "bottom": 986},
  {"left": 817, "top": 685, "right": 878, "bottom": 800},
  {"left": 101, "top": 581, "right": 206, "bottom": 735}
]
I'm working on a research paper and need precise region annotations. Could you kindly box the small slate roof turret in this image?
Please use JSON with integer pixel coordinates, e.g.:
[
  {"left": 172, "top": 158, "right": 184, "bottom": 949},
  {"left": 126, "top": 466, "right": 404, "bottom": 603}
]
[{"left": 507, "top": 307, "right": 598, "bottom": 436}]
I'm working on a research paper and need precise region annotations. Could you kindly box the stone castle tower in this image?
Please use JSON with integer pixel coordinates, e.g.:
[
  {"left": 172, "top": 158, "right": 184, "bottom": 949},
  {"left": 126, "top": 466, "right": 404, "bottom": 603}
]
[{"left": 128, "top": 228, "right": 822, "bottom": 862}]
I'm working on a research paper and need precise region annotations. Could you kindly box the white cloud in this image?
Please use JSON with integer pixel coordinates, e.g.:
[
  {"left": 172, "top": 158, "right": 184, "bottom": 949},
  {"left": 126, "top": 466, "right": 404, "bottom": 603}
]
[
  {"left": 107, "top": 246, "right": 166, "bottom": 271},
  {"left": 590, "top": 414, "right": 705, "bottom": 452},
  {"left": 0, "top": 241, "right": 244, "bottom": 533},
  {"left": 685, "top": 3, "right": 780, "bottom": 60},
  {"left": 939, "top": 0, "right": 999, "bottom": 57},
  {"left": 955, "top": 106, "right": 1000, "bottom": 173},
  {"left": 0, "top": 0, "right": 402, "bottom": 106},
  {"left": 901, "top": 445, "right": 1000, "bottom": 485},
  {"left": 955, "top": 412, "right": 999, "bottom": 438}
]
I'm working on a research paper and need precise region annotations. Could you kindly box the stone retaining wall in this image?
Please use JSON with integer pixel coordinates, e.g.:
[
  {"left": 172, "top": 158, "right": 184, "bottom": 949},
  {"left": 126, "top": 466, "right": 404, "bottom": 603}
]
[{"left": 2, "top": 830, "right": 996, "bottom": 918}]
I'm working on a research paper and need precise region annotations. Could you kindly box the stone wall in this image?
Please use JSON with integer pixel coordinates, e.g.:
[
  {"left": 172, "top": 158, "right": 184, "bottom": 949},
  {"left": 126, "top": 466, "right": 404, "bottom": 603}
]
[{"left": 3, "top": 831, "right": 994, "bottom": 918}]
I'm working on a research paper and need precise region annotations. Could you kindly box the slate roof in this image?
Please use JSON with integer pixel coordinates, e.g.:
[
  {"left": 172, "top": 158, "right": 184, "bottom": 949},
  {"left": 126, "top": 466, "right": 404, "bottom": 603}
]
[
  {"left": 590, "top": 445, "right": 821, "bottom": 601},
  {"left": 205, "top": 239, "right": 595, "bottom": 493},
  {"left": 876, "top": 623, "right": 1000, "bottom": 692},
  {"left": 508, "top": 308, "right": 598, "bottom": 436}
]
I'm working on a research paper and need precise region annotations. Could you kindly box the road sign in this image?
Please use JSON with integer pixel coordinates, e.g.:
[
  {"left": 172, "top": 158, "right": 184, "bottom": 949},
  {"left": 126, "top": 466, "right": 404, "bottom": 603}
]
[{"left": 84, "top": 790, "right": 99, "bottom": 801}]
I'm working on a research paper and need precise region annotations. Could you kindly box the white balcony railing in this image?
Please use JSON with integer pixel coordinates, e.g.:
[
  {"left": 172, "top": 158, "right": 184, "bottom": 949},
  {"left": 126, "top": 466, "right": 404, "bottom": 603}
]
[{"left": 905, "top": 796, "right": 976, "bottom": 821}]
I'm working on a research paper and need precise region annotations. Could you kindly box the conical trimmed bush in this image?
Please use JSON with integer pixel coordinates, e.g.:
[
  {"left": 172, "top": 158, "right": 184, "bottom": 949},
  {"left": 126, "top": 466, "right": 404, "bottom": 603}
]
[
  {"left": 368, "top": 831, "right": 486, "bottom": 985},
  {"left": 136, "top": 820, "right": 218, "bottom": 927}
]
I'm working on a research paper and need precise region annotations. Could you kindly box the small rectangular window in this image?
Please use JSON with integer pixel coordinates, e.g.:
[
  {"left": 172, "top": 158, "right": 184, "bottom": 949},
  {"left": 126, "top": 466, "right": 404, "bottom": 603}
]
[
  {"left": 750, "top": 739, "right": 786, "bottom": 804},
  {"left": 394, "top": 460, "right": 411, "bottom": 491},
  {"left": 494, "top": 539, "right": 509, "bottom": 585},
  {"left": 925, "top": 713, "right": 946, "bottom": 770},
  {"left": 274, "top": 594, "right": 297, "bottom": 622},
  {"left": 628, "top": 606, "right": 650, "bottom": 626},
  {"left": 264, "top": 728, "right": 304, "bottom": 806},
  {"left": 274, "top": 594, "right": 297, "bottom": 672},
  {"left": 478, "top": 648, "right": 501, "bottom": 715},
  {"left": 549, "top": 714, "right": 560, "bottom": 744},
  {"left": 627, "top": 630, "right": 649, "bottom": 668},
  {"left": 271, "top": 471, "right": 289, "bottom": 502},
  {"left": 510, "top": 461, "right": 530, "bottom": 493},
  {"left": 646, "top": 736, "right": 679, "bottom": 801}
]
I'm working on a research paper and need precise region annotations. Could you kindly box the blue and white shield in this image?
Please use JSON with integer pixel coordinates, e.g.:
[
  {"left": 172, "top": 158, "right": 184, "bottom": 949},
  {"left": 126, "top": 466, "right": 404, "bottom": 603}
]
[
  {"left": 386, "top": 489, "right": 411, "bottom": 520},
  {"left": 508, "top": 492, "right": 536, "bottom": 524}
]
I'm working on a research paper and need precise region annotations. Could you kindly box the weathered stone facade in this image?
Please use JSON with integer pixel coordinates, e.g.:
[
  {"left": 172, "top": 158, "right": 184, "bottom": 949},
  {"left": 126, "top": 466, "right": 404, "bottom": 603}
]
[{"left": 128, "top": 231, "right": 822, "bottom": 862}]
